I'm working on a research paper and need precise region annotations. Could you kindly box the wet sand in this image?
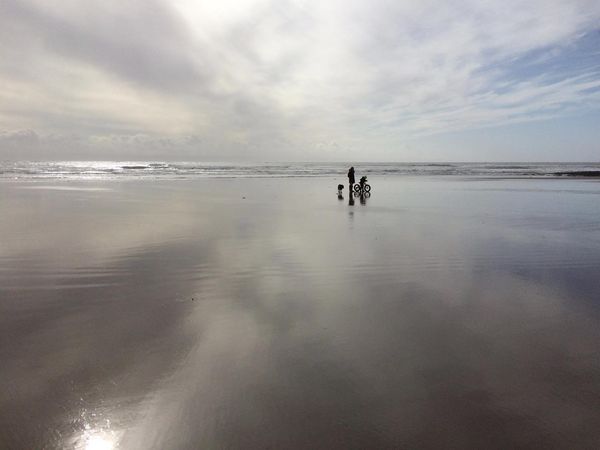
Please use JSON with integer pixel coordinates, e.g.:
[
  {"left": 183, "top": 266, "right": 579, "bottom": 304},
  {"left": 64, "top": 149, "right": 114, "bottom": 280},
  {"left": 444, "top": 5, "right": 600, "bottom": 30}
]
[{"left": 1, "top": 176, "right": 600, "bottom": 449}]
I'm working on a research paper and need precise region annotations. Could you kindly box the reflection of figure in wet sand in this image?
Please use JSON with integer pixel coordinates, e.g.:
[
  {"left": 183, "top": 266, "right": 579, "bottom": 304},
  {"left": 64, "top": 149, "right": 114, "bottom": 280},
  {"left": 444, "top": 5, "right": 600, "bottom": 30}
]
[
  {"left": 349, "top": 194, "right": 355, "bottom": 206},
  {"left": 354, "top": 191, "right": 370, "bottom": 205}
]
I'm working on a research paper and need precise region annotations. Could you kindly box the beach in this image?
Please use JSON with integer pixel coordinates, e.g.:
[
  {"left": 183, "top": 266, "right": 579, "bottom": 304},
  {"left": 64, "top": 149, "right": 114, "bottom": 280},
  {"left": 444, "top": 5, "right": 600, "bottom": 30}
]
[{"left": 2, "top": 175, "right": 600, "bottom": 449}]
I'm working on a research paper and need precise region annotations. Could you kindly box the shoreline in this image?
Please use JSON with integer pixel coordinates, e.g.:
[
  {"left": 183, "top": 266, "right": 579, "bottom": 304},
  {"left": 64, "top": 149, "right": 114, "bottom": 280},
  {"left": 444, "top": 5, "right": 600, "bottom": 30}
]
[{"left": 2, "top": 174, "right": 600, "bottom": 183}]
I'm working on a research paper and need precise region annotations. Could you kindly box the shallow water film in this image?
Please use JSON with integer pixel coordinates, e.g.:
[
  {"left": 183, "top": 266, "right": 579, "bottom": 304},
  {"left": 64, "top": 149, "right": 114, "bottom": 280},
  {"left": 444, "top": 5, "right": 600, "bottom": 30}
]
[{"left": 1, "top": 177, "right": 600, "bottom": 449}]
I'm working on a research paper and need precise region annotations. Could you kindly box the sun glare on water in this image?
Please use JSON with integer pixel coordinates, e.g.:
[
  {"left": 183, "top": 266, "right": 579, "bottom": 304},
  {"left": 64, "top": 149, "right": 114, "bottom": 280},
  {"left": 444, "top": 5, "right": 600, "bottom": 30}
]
[{"left": 86, "top": 435, "right": 115, "bottom": 450}]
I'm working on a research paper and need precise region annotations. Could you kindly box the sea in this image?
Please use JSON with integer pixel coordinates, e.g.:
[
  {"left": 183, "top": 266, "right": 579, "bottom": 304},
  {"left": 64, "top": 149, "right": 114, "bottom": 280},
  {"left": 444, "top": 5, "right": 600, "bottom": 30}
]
[{"left": 1, "top": 161, "right": 599, "bottom": 180}]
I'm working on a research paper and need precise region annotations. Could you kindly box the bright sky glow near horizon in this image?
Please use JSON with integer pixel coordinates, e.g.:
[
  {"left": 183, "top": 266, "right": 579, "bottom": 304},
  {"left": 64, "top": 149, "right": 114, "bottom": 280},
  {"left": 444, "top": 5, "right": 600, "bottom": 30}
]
[{"left": 1, "top": 0, "right": 599, "bottom": 161}]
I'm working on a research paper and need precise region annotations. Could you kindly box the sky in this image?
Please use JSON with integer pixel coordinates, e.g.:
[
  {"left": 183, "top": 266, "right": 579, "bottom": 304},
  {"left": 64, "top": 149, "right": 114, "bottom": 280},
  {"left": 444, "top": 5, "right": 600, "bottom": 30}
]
[{"left": 0, "top": 0, "right": 599, "bottom": 161}]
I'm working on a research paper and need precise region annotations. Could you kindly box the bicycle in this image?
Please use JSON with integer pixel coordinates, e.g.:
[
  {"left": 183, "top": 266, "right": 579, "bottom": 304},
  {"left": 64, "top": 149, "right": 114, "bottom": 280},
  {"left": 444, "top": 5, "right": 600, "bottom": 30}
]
[{"left": 353, "top": 177, "right": 371, "bottom": 194}]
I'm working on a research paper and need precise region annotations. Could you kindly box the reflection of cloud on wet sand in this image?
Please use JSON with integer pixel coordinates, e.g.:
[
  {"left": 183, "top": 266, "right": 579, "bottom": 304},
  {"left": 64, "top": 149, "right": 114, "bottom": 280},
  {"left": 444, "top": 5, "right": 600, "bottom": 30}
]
[
  {"left": 0, "top": 183, "right": 215, "bottom": 266},
  {"left": 121, "top": 261, "right": 600, "bottom": 449},
  {"left": 2, "top": 177, "right": 600, "bottom": 448},
  {"left": 0, "top": 239, "right": 215, "bottom": 448},
  {"left": 121, "top": 185, "right": 600, "bottom": 449}
]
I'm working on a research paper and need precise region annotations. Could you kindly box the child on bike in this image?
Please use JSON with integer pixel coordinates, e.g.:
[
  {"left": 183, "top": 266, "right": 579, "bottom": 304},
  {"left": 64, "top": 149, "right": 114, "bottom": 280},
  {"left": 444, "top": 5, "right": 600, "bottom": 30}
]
[{"left": 359, "top": 176, "right": 367, "bottom": 189}]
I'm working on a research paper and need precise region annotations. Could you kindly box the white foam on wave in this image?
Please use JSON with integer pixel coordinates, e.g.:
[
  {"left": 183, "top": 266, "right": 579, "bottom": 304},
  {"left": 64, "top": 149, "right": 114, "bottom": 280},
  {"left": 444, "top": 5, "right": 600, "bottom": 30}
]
[{"left": 2, "top": 161, "right": 600, "bottom": 180}]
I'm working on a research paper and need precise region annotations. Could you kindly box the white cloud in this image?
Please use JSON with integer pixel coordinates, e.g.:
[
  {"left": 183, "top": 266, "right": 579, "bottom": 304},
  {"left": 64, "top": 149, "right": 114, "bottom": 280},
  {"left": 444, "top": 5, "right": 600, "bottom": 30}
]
[{"left": 0, "top": 0, "right": 599, "bottom": 159}]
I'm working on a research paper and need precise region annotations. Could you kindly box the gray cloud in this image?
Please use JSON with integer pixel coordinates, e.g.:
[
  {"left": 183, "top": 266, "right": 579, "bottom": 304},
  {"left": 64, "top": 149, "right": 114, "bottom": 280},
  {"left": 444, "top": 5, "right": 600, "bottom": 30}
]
[
  {"left": 0, "top": 0, "right": 599, "bottom": 160},
  {"left": 0, "top": 0, "right": 207, "bottom": 91}
]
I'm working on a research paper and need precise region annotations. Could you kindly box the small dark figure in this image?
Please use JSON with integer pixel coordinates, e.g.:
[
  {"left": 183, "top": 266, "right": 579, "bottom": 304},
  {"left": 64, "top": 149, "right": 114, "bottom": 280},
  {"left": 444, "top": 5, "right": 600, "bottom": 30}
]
[
  {"left": 359, "top": 175, "right": 367, "bottom": 189},
  {"left": 348, "top": 166, "right": 355, "bottom": 191},
  {"left": 337, "top": 184, "right": 344, "bottom": 200}
]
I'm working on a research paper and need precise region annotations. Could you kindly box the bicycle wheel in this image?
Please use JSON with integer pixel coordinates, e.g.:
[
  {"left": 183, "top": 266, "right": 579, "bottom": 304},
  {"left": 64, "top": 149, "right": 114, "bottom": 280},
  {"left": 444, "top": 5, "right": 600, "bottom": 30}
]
[
  {"left": 364, "top": 184, "right": 371, "bottom": 193},
  {"left": 353, "top": 184, "right": 361, "bottom": 193}
]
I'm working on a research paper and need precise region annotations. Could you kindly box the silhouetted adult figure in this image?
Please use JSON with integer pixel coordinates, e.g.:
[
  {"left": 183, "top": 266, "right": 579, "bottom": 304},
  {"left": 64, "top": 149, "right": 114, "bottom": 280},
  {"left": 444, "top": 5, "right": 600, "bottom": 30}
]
[{"left": 348, "top": 166, "right": 355, "bottom": 192}]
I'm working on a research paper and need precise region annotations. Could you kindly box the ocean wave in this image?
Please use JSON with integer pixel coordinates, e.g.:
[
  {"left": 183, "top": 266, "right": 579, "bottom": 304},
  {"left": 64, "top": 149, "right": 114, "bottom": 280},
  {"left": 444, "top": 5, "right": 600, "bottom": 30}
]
[{"left": 1, "top": 162, "right": 599, "bottom": 180}]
